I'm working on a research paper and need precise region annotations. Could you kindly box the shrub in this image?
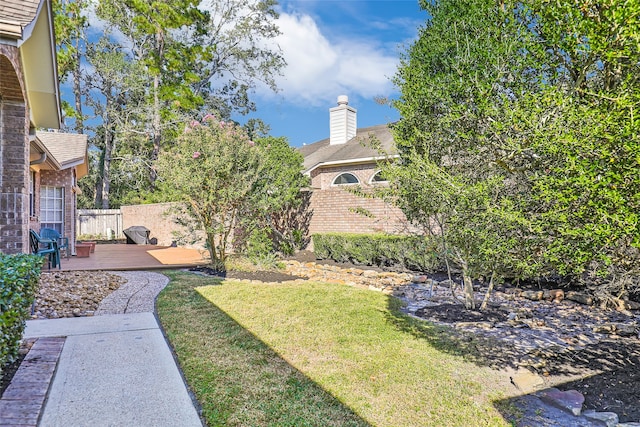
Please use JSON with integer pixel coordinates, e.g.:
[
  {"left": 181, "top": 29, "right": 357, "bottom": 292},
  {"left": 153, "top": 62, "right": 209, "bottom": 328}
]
[
  {"left": 246, "top": 228, "right": 275, "bottom": 263},
  {"left": 0, "top": 254, "right": 42, "bottom": 379},
  {"left": 312, "top": 233, "right": 443, "bottom": 272}
]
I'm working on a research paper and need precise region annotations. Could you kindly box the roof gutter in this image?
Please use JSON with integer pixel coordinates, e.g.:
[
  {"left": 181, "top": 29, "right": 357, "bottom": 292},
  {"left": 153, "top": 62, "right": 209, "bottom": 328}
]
[
  {"left": 303, "top": 154, "right": 399, "bottom": 176},
  {"left": 30, "top": 152, "right": 47, "bottom": 165},
  {"left": 30, "top": 137, "right": 61, "bottom": 170}
]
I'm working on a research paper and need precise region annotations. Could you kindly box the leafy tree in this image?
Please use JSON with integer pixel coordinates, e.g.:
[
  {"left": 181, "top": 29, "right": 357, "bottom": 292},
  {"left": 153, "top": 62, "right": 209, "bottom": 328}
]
[
  {"left": 522, "top": 0, "right": 640, "bottom": 298},
  {"left": 156, "top": 118, "right": 309, "bottom": 268},
  {"left": 156, "top": 116, "right": 263, "bottom": 269},
  {"left": 53, "top": 0, "right": 89, "bottom": 133},
  {"left": 243, "top": 118, "right": 272, "bottom": 140},
  {"left": 389, "top": 0, "right": 537, "bottom": 308},
  {"left": 249, "top": 136, "right": 310, "bottom": 256},
  {"left": 94, "top": 0, "right": 285, "bottom": 194},
  {"left": 390, "top": 0, "right": 640, "bottom": 305},
  {"left": 84, "top": 37, "right": 150, "bottom": 208},
  {"left": 96, "top": 0, "right": 209, "bottom": 188},
  {"left": 192, "top": 0, "right": 286, "bottom": 115}
]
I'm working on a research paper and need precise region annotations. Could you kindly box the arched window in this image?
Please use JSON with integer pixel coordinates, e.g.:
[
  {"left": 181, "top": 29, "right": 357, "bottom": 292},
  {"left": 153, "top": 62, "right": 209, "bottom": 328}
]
[
  {"left": 370, "top": 170, "right": 388, "bottom": 184},
  {"left": 332, "top": 173, "right": 359, "bottom": 185}
]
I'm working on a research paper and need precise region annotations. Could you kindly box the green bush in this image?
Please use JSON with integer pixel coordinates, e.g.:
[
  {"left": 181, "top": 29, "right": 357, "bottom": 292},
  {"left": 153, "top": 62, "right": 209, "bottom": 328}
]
[
  {"left": 245, "top": 228, "right": 280, "bottom": 268},
  {"left": 0, "top": 254, "right": 42, "bottom": 379},
  {"left": 312, "top": 233, "right": 443, "bottom": 272}
]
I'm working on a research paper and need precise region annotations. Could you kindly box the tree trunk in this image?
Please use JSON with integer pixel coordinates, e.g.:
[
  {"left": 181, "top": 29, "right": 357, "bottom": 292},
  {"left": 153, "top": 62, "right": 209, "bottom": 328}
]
[
  {"left": 148, "top": 28, "right": 165, "bottom": 189},
  {"left": 101, "top": 125, "right": 113, "bottom": 209},
  {"left": 95, "top": 155, "right": 104, "bottom": 208},
  {"left": 480, "top": 271, "right": 496, "bottom": 311},
  {"left": 463, "top": 273, "right": 475, "bottom": 309},
  {"left": 149, "top": 72, "right": 161, "bottom": 188},
  {"left": 459, "top": 257, "right": 476, "bottom": 309},
  {"left": 73, "top": 36, "right": 84, "bottom": 134},
  {"left": 437, "top": 217, "right": 461, "bottom": 303}
]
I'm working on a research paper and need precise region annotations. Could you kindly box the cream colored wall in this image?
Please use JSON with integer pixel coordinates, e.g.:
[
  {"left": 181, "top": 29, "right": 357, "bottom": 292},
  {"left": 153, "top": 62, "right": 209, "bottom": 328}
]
[{"left": 121, "top": 202, "right": 206, "bottom": 249}]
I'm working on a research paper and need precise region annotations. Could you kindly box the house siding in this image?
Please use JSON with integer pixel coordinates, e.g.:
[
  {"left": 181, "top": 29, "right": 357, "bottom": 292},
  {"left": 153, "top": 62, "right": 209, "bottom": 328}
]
[
  {"left": 308, "top": 163, "right": 409, "bottom": 236},
  {"left": 0, "top": 46, "right": 30, "bottom": 254}
]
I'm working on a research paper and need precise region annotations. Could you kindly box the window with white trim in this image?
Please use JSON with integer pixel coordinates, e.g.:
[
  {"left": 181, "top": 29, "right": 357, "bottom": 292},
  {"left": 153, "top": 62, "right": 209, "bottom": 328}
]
[
  {"left": 370, "top": 170, "right": 389, "bottom": 184},
  {"left": 40, "top": 186, "right": 64, "bottom": 233},
  {"left": 332, "top": 173, "right": 359, "bottom": 185}
]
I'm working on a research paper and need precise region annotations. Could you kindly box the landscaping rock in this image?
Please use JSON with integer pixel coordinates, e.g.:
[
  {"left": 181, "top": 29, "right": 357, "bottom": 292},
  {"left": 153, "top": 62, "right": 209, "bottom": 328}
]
[
  {"left": 625, "top": 300, "right": 640, "bottom": 311},
  {"left": 565, "top": 292, "right": 594, "bottom": 306},
  {"left": 537, "top": 388, "right": 584, "bottom": 416},
  {"left": 593, "top": 322, "right": 638, "bottom": 336},
  {"left": 518, "top": 356, "right": 546, "bottom": 369},
  {"left": 510, "top": 369, "right": 544, "bottom": 393},
  {"left": 284, "top": 260, "right": 412, "bottom": 291},
  {"left": 582, "top": 409, "right": 618, "bottom": 427},
  {"left": 34, "top": 271, "right": 127, "bottom": 319},
  {"left": 522, "top": 290, "right": 544, "bottom": 301},
  {"left": 454, "top": 321, "right": 493, "bottom": 330},
  {"left": 544, "top": 289, "right": 564, "bottom": 302}
]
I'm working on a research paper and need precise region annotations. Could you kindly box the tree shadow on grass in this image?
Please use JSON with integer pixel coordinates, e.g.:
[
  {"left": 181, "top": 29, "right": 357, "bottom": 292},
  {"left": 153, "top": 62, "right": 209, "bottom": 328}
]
[
  {"left": 384, "top": 297, "right": 640, "bottom": 423},
  {"left": 157, "top": 272, "right": 370, "bottom": 427}
]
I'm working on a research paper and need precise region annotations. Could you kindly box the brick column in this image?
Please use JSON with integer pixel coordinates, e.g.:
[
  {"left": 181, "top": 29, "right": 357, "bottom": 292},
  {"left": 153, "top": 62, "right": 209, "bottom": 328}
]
[{"left": 0, "top": 49, "right": 30, "bottom": 254}]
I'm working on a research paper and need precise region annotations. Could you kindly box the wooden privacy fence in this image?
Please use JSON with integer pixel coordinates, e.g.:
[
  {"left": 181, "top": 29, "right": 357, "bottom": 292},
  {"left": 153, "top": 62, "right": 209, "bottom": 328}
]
[{"left": 77, "top": 209, "right": 123, "bottom": 239}]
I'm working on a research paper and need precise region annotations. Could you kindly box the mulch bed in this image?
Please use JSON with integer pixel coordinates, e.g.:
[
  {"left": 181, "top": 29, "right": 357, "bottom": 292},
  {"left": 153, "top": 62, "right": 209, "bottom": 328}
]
[
  {"left": 416, "top": 303, "right": 509, "bottom": 323},
  {"left": 0, "top": 340, "right": 34, "bottom": 398},
  {"left": 0, "top": 357, "right": 22, "bottom": 397}
]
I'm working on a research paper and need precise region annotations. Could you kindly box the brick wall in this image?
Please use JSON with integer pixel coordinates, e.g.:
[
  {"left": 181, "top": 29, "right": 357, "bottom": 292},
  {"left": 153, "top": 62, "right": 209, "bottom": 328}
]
[
  {"left": 308, "top": 187, "right": 409, "bottom": 235},
  {"left": 120, "top": 162, "right": 412, "bottom": 252},
  {"left": 0, "top": 48, "right": 29, "bottom": 254},
  {"left": 307, "top": 163, "right": 410, "bottom": 237}
]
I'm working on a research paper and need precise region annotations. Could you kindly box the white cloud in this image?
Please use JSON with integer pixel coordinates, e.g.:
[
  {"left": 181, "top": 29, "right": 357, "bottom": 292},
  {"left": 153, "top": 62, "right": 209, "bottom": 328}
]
[
  {"left": 84, "top": 1, "right": 135, "bottom": 54},
  {"left": 262, "top": 12, "right": 398, "bottom": 107}
]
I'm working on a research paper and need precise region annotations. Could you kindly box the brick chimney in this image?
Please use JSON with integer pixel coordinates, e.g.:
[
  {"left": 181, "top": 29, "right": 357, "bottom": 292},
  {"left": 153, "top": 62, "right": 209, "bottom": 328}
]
[{"left": 329, "top": 95, "right": 356, "bottom": 145}]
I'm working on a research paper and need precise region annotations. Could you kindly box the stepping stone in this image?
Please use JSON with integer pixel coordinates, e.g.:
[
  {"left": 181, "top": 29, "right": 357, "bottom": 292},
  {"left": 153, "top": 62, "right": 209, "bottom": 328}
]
[
  {"left": 511, "top": 369, "right": 544, "bottom": 393},
  {"left": 537, "top": 388, "right": 584, "bottom": 416}
]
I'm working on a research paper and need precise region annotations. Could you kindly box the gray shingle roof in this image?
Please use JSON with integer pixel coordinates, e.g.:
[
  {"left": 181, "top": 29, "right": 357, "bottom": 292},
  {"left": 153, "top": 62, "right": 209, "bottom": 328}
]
[
  {"left": 0, "top": 0, "right": 41, "bottom": 38},
  {"left": 36, "top": 131, "right": 87, "bottom": 169},
  {"left": 300, "top": 124, "right": 397, "bottom": 174}
]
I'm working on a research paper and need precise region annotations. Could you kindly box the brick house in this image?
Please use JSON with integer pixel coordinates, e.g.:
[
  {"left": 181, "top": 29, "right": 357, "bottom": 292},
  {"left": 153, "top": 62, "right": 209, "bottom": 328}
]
[
  {"left": 30, "top": 131, "right": 88, "bottom": 254},
  {"left": 1, "top": 0, "right": 87, "bottom": 254},
  {"left": 299, "top": 96, "right": 409, "bottom": 235}
]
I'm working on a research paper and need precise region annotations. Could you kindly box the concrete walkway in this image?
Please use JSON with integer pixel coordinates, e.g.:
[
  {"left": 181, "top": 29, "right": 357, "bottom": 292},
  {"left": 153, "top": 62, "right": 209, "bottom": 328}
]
[{"left": 5, "top": 271, "right": 202, "bottom": 427}]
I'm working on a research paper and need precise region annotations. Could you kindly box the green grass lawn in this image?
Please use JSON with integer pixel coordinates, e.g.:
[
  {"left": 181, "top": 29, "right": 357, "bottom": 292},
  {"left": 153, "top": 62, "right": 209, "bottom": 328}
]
[{"left": 157, "top": 271, "right": 514, "bottom": 427}]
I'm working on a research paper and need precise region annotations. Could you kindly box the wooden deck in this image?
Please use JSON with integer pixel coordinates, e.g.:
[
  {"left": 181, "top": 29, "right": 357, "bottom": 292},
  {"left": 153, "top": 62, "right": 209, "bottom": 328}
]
[{"left": 52, "top": 244, "right": 210, "bottom": 271}]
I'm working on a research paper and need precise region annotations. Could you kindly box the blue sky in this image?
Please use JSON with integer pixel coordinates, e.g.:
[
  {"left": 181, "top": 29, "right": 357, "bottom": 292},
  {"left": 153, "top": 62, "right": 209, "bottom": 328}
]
[
  {"left": 70, "top": 0, "right": 426, "bottom": 148},
  {"left": 237, "top": 0, "right": 427, "bottom": 147}
]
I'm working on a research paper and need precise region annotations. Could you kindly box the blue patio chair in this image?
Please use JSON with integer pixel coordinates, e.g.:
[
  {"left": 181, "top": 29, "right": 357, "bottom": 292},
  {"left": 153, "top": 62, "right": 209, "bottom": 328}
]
[
  {"left": 29, "top": 229, "right": 60, "bottom": 270},
  {"left": 40, "top": 227, "right": 70, "bottom": 260}
]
